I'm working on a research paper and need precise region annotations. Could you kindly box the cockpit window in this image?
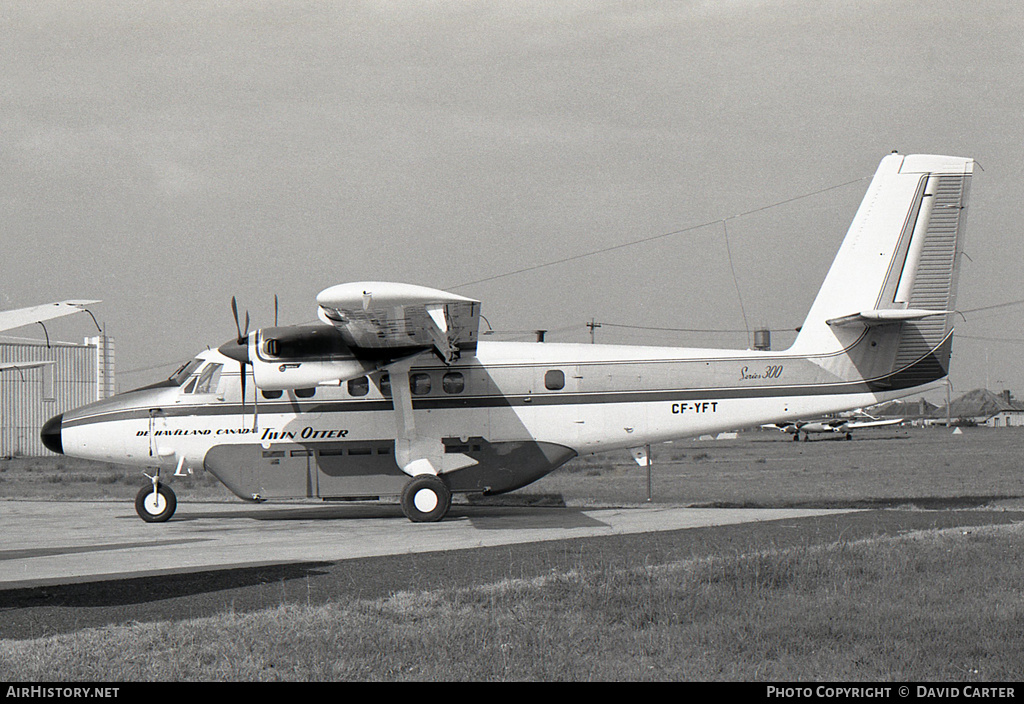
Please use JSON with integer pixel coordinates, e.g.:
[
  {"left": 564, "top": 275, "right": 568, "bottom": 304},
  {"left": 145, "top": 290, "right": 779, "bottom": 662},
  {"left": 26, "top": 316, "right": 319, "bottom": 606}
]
[
  {"left": 169, "top": 358, "right": 204, "bottom": 386},
  {"left": 192, "top": 363, "right": 224, "bottom": 394}
]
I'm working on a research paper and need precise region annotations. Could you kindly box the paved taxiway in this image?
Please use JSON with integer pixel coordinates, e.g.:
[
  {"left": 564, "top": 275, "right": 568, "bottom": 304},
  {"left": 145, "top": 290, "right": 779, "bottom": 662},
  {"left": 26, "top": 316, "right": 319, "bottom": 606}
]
[
  {"left": 1, "top": 499, "right": 858, "bottom": 589},
  {"left": 3, "top": 499, "right": 1022, "bottom": 640}
]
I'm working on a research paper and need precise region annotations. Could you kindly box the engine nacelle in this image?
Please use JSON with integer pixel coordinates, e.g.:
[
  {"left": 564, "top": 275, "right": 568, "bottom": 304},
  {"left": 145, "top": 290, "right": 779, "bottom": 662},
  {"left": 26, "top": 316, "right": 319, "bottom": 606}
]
[{"left": 249, "top": 325, "right": 379, "bottom": 390}]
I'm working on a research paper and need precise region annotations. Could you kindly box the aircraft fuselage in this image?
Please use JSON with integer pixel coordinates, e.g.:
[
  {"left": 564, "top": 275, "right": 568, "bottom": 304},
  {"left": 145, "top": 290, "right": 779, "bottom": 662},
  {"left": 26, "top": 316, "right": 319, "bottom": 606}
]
[{"left": 47, "top": 332, "right": 935, "bottom": 505}]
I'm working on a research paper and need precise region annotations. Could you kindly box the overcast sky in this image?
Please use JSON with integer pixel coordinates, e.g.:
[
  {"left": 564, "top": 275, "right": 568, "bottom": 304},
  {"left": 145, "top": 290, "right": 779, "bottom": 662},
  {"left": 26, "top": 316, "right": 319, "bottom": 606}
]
[{"left": 2, "top": 0, "right": 1022, "bottom": 398}]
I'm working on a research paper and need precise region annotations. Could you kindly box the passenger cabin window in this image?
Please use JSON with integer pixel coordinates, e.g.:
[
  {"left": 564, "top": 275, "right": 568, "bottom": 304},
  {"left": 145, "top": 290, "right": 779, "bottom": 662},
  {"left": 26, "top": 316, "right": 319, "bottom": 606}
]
[
  {"left": 379, "top": 374, "right": 391, "bottom": 397},
  {"left": 410, "top": 373, "right": 431, "bottom": 395},
  {"left": 442, "top": 371, "right": 465, "bottom": 394},
  {"left": 294, "top": 388, "right": 316, "bottom": 398},
  {"left": 544, "top": 369, "right": 565, "bottom": 391},
  {"left": 261, "top": 389, "right": 283, "bottom": 400},
  {"left": 193, "top": 363, "right": 223, "bottom": 394},
  {"left": 348, "top": 377, "right": 369, "bottom": 397}
]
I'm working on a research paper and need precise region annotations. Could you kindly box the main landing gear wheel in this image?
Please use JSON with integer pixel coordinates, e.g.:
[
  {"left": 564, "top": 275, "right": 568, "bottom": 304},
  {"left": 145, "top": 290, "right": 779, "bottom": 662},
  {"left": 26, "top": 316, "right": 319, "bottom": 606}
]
[
  {"left": 135, "top": 482, "right": 177, "bottom": 523},
  {"left": 400, "top": 475, "right": 452, "bottom": 523}
]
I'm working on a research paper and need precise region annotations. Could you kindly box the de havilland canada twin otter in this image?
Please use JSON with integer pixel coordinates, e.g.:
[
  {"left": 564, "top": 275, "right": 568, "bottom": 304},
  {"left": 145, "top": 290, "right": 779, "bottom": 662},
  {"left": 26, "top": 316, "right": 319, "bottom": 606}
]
[{"left": 41, "top": 153, "right": 975, "bottom": 523}]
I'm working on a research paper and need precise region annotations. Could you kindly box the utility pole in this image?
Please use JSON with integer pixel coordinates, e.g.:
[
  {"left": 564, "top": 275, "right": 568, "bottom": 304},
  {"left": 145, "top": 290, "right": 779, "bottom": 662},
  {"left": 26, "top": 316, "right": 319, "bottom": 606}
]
[
  {"left": 645, "top": 443, "right": 652, "bottom": 502},
  {"left": 587, "top": 318, "right": 601, "bottom": 344}
]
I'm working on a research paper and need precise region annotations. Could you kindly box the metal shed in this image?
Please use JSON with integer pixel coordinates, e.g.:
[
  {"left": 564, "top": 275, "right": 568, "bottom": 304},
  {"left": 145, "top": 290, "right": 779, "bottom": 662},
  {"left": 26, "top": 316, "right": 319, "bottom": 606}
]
[{"left": 0, "top": 335, "right": 114, "bottom": 456}]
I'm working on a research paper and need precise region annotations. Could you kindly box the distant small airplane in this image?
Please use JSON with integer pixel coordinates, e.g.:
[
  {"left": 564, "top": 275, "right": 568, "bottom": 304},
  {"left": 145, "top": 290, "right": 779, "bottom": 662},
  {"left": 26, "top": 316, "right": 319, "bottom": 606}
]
[
  {"left": 40, "top": 153, "right": 976, "bottom": 523},
  {"left": 763, "top": 415, "right": 904, "bottom": 441},
  {"left": 0, "top": 300, "right": 100, "bottom": 373}
]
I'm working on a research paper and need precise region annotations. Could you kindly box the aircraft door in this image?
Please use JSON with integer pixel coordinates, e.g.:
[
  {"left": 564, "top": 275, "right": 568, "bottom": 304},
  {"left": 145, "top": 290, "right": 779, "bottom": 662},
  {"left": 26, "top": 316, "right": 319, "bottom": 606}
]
[
  {"left": 204, "top": 444, "right": 314, "bottom": 501},
  {"left": 257, "top": 446, "right": 315, "bottom": 498}
]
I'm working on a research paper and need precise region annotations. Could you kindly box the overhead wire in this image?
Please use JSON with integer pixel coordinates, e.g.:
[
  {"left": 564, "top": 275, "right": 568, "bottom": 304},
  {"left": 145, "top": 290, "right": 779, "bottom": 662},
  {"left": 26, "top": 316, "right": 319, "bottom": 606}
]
[
  {"left": 599, "top": 322, "right": 791, "bottom": 334},
  {"left": 447, "top": 170, "right": 1024, "bottom": 345},
  {"left": 721, "top": 218, "right": 750, "bottom": 346},
  {"left": 448, "top": 173, "right": 874, "bottom": 342},
  {"left": 449, "top": 176, "right": 872, "bottom": 291},
  {"left": 960, "top": 299, "right": 1024, "bottom": 315}
]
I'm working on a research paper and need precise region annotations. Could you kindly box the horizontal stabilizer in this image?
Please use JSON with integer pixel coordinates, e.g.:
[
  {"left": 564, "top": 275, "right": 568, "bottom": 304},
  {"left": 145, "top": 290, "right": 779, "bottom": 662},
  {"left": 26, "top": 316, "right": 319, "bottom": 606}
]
[{"left": 825, "top": 308, "right": 951, "bottom": 327}]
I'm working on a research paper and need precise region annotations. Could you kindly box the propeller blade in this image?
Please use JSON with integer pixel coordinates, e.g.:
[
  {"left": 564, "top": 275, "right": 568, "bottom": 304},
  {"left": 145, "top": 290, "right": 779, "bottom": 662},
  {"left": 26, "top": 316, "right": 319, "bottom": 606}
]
[
  {"left": 231, "top": 296, "right": 252, "bottom": 343},
  {"left": 229, "top": 297, "right": 258, "bottom": 431},
  {"left": 252, "top": 370, "right": 259, "bottom": 432},
  {"left": 231, "top": 297, "right": 242, "bottom": 342},
  {"left": 239, "top": 360, "right": 246, "bottom": 403}
]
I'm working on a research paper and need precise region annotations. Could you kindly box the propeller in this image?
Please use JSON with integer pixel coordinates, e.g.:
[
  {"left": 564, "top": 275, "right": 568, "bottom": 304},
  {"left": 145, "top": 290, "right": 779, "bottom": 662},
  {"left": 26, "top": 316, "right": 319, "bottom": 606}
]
[
  {"left": 218, "top": 295, "right": 283, "bottom": 432},
  {"left": 225, "top": 296, "right": 258, "bottom": 431},
  {"left": 231, "top": 296, "right": 249, "bottom": 344}
]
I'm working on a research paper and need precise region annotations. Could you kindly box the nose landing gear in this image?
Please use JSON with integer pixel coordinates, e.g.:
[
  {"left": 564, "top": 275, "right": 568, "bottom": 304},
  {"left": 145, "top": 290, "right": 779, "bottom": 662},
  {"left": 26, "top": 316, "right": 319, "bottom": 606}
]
[{"left": 135, "top": 473, "right": 177, "bottom": 522}]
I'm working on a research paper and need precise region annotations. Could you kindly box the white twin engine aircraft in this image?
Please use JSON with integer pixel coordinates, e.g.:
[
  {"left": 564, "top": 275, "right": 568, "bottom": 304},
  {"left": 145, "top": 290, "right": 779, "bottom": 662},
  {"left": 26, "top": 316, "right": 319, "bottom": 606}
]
[
  {"left": 41, "top": 153, "right": 974, "bottom": 523},
  {"left": 763, "top": 414, "right": 904, "bottom": 441}
]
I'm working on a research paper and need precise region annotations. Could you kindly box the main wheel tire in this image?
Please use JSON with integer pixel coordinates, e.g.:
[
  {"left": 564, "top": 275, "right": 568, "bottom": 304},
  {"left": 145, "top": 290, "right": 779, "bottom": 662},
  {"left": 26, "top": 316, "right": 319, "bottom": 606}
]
[
  {"left": 400, "top": 475, "right": 452, "bottom": 523},
  {"left": 135, "top": 482, "right": 177, "bottom": 523}
]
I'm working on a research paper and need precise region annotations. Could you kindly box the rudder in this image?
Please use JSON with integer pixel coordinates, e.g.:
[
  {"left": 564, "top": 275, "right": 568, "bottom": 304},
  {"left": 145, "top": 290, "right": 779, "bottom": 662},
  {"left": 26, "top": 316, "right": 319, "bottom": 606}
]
[{"left": 790, "top": 152, "right": 973, "bottom": 385}]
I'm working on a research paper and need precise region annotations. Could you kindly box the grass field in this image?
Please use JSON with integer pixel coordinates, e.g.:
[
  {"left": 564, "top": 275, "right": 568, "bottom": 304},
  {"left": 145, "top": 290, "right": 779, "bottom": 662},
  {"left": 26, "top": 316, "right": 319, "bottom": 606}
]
[
  {"left": 536, "top": 426, "right": 1024, "bottom": 510},
  {"left": 1, "top": 426, "right": 1023, "bottom": 681}
]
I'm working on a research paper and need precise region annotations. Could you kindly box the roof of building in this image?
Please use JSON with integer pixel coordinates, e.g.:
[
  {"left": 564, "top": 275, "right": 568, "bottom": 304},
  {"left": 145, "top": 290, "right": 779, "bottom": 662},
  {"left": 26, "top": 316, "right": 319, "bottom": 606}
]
[{"left": 942, "top": 389, "right": 1024, "bottom": 419}]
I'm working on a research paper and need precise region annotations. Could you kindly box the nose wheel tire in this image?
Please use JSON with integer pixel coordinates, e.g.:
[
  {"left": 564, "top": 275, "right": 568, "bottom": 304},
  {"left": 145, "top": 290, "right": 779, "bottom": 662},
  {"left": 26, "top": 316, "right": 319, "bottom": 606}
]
[
  {"left": 400, "top": 475, "right": 452, "bottom": 523},
  {"left": 135, "top": 482, "right": 177, "bottom": 523}
]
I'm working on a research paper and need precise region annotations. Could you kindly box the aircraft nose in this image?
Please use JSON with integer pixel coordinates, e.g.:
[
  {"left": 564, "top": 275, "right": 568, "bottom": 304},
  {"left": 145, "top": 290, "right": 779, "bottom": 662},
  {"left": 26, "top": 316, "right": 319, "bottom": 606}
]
[
  {"left": 218, "top": 336, "right": 249, "bottom": 364},
  {"left": 41, "top": 413, "right": 64, "bottom": 455}
]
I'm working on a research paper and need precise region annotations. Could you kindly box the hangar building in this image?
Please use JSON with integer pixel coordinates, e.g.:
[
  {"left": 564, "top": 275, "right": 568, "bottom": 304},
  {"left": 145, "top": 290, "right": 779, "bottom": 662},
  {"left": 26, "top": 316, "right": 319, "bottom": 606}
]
[{"left": 0, "top": 335, "right": 114, "bottom": 456}]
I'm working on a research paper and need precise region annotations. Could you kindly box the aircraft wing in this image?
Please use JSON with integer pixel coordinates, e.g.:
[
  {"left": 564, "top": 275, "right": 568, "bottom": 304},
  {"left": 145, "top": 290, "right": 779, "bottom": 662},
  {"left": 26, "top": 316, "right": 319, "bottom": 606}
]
[
  {"left": 1, "top": 361, "right": 56, "bottom": 373},
  {"left": 316, "top": 282, "right": 480, "bottom": 363},
  {"left": 0, "top": 300, "right": 100, "bottom": 333},
  {"left": 764, "top": 418, "right": 845, "bottom": 434},
  {"left": 761, "top": 422, "right": 798, "bottom": 432},
  {"left": 844, "top": 417, "right": 903, "bottom": 429}
]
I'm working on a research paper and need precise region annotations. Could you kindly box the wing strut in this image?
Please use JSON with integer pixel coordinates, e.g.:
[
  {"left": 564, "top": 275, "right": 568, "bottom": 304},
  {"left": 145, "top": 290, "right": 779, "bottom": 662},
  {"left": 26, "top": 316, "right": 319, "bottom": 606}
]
[
  {"left": 425, "top": 303, "right": 459, "bottom": 364},
  {"left": 387, "top": 355, "right": 478, "bottom": 477}
]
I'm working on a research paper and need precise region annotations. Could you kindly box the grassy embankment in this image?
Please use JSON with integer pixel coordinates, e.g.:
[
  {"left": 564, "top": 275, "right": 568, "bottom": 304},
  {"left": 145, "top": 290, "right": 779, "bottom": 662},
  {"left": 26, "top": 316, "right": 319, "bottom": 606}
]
[{"left": 2, "top": 523, "right": 1022, "bottom": 680}]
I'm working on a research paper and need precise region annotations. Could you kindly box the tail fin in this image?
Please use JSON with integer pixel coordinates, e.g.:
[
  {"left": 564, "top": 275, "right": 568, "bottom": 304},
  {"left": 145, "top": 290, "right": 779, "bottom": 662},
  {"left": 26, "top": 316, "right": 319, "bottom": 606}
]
[{"left": 791, "top": 153, "right": 973, "bottom": 389}]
